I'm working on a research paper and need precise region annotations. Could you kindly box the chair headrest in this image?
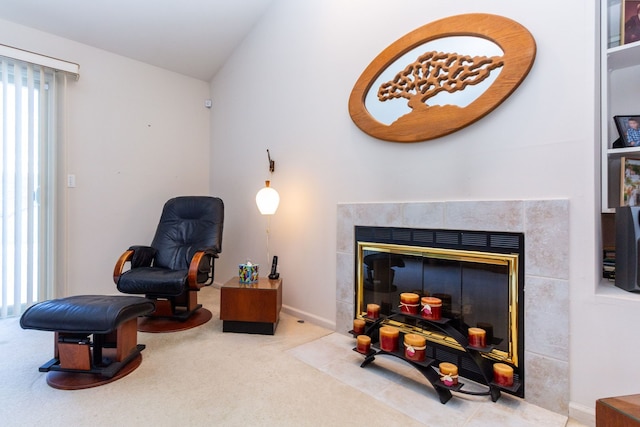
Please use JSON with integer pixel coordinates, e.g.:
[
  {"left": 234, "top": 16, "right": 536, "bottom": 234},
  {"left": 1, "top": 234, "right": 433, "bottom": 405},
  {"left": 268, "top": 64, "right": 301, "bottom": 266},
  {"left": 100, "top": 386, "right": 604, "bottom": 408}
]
[{"left": 151, "top": 196, "right": 224, "bottom": 270}]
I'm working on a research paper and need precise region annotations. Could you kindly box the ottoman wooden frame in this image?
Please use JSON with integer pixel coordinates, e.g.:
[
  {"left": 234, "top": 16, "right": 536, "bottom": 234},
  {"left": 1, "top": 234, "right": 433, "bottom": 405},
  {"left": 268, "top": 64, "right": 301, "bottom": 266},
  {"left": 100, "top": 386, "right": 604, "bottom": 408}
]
[{"left": 20, "top": 295, "right": 155, "bottom": 390}]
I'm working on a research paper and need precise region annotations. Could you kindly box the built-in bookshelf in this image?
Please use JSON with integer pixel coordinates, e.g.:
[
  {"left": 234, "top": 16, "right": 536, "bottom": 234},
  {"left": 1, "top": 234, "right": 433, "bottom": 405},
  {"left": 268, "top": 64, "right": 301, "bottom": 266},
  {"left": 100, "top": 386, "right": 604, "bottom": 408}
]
[
  {"left": 601, "top": 1, "right": 640, "bottom": 213},
  {"left": 599, "top": 1, "right": 640, "bottom": 297}
]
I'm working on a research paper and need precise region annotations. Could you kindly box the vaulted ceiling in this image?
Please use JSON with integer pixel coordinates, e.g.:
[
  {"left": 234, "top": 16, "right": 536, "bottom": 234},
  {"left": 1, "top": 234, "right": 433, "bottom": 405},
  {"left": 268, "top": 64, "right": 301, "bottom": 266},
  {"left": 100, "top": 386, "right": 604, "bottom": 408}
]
[{"left": 0, "top": 0, "right": 274, "bottom": 81}]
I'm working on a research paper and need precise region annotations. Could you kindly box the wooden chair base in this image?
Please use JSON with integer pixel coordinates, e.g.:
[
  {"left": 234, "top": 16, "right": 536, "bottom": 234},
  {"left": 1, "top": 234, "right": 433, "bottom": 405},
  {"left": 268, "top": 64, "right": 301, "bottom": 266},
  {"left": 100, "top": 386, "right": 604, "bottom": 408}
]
[
  {"left": 46, "top": 354, "right": 142, "bottom": 390},
  {"left": 137, "top": 308, "right": 212, "bottom": 333}
]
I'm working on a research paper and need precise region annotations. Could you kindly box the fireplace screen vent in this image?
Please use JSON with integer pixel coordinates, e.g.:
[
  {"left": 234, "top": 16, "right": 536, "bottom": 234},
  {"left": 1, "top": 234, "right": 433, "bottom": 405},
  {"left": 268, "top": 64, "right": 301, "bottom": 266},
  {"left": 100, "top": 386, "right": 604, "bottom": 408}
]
[
  {"left": 391, "top": 228, "right": 412, "bottom": 242},
  {"left": 435, "top": 231, "right": 460, "bottom": 245},
  {"left": 413, "top": 230, "right": 435, "bottom": 244},
  {"left": 355, "top": 226, "right": 522, "bottom": 255},
  {"left": 490, "top": 234, "right": 521, "bottom": 249},
  {"left": 461, "top": 233, "right": 488, "bottom": 247}
]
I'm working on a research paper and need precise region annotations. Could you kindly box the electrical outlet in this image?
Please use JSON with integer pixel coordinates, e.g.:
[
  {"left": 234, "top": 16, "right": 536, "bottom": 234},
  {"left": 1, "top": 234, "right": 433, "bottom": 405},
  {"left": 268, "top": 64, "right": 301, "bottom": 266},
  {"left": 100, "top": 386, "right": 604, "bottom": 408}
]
[{"left": 67, "top": 174, "right": 76, "bottom": 188}]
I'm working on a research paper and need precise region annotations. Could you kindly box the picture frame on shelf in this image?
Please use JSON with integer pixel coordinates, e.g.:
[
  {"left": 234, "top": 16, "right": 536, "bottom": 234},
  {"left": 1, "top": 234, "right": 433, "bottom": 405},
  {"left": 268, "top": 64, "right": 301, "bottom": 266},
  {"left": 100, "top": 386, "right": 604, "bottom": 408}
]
[
  {"left": 614, "top": 115, "right": 640, "bottom": 147},
  {"left": 622, "top": 0, "right": 640, "bottom": 45},
  {"left": 620, "top": 156, "right": 640, "bottom": 206}
]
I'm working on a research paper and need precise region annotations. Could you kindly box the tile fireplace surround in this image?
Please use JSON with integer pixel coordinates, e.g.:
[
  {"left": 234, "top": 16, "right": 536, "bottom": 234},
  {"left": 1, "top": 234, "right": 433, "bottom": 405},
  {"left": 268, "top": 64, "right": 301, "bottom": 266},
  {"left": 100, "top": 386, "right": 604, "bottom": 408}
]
[{"left": 335, "top": 200, "right": 569, "bottom": 415}]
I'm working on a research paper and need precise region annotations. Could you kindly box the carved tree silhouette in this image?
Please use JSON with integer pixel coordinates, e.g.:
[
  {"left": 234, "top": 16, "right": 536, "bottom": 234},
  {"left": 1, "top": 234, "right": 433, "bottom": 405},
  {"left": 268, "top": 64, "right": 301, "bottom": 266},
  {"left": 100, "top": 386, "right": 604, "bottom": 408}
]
[{"left": 378, "top": 51, "right": 504, "bottom": 111}]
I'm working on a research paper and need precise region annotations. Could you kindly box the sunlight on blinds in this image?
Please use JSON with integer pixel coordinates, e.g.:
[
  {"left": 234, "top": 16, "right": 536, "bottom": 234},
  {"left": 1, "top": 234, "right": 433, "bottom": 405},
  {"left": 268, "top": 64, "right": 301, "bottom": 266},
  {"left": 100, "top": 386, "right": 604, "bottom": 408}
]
[{"left": 0, "top": 57, "right": 57, "bottom": 317}]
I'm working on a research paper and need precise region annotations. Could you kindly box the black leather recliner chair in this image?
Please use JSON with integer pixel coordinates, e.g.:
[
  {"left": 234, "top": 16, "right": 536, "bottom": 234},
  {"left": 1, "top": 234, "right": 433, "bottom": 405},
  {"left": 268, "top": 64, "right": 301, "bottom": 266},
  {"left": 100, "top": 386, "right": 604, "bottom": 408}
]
[{"left": 113, "top": 196, "right": 223, "bottom": 331}]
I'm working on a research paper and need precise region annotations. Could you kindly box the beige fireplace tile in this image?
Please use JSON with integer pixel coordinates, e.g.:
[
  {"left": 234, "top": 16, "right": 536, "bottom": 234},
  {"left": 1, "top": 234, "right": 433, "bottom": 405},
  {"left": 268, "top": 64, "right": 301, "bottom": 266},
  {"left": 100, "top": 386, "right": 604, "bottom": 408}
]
[
  {"left": 467, "top": 394, "right": 568, "bottom": 427},
  {"left": 336, "top": 300, "right": 355, "bottom": 336},
  {"left": 291, "top": 333, "right": 569, "bottom": 426},
  {"left": 354, "top": 203, "right": 404, "bottom": 227},
  {"left": 378, "top": 378, "right": 480, "bottom": 426},
  {"left": 321, "top": 357, "right": 408, "bottom": 401},
  {"left": 524, "top": 200, "right": 569, "bottom": 280},
  {"left": 337, "top": 204, "right": 355, "bottom": 253},
  {"left": 444, "top": 200, "right": 524, "bottom": 232},
  {"left": 401, "top": 202, "right": 445, "bottom": 228},
  {"left": 524, "top": 352, "right": 569, "bottom": 414},
  {"left": 525, "top": 276, "right": 569, "bottom": 361},
  {"left": 336, "top": 252, "right": 354, "bottom": 304},
  {"left": 286, "top": 332, "right": 355, "bottom": 371}
]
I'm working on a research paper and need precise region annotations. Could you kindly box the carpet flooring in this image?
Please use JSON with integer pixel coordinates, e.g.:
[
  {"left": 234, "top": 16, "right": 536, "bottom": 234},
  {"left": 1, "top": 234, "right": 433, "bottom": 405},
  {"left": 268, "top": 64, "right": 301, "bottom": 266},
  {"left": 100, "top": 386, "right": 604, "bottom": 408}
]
[{"left": 0, "top": 286, "right": 585, "bottom": 426}]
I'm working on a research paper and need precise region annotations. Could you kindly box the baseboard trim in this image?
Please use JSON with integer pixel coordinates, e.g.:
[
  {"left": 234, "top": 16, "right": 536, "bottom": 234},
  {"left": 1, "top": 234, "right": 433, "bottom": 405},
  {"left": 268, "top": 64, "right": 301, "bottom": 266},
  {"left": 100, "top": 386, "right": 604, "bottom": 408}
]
[
  {"left": 210, "top": 282, "right": 335, "bottom": 330},
  {"left": 569, "top": 401, "right": 595, "bottom": 427},
  {"left": 281, "top": 304, "right": 335, "bottom": 330}
]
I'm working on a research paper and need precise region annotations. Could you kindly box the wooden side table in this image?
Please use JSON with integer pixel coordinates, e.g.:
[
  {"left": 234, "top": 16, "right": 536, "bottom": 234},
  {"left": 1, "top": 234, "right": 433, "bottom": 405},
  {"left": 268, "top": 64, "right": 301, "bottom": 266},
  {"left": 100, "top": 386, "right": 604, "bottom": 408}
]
[
  {"left": 596, "top": 394, "right": 640, "bottom": 426},
  {"left": 219, "top": 276, "right": 282, "bottom": 335}
]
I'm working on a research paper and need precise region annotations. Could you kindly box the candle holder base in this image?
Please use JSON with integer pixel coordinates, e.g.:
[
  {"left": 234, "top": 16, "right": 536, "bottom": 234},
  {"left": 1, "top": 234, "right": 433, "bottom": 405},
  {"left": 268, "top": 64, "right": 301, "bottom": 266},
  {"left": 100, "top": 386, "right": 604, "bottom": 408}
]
[
  {"left": 466, "top": 344, "right": 494, "bottom": 353},
  {"left": 434, "top": 380, "right": 464, "bottom": 392},
  {"left": 490, "top": 379, "right": 522, "bottom": 394},
  {"left": 349, "top": 312, "right": 512, "bottom": 405}
]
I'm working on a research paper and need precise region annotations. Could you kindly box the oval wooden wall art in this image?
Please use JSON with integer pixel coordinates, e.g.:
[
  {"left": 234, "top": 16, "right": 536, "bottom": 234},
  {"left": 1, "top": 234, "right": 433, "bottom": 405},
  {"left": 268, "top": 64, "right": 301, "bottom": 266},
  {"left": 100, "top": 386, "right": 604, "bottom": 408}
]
[{"left": 348, "top": 13, "right": 536, "bottom": 143}]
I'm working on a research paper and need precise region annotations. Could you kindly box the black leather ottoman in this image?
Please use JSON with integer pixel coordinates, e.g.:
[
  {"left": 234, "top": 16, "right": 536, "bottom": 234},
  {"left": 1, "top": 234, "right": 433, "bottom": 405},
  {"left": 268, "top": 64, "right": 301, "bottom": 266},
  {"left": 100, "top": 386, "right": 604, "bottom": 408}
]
[{"left": 20, "top": 295, "right": 155, "bottom": 389}]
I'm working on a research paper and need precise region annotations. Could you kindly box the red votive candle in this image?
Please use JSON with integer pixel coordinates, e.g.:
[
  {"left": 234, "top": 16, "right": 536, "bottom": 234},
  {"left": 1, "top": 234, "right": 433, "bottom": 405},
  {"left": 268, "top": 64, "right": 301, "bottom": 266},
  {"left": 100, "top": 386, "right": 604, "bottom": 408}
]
[
  {"left": 366, "top": 303, "right": 380, "bottom": 319},
  {"left": 399, "top": 293, "right": 420, "bottom": 314},
  {"left": 477, "top": 322, "right": 494, "bottom": 345},
  {"left": 493, "top": 363, "right": 514, "bottom": 387},
  {"left": 421, "top": 296, "right": 442, "bottom": 320},
  {"left": 379, "top": 326, "right": 399, "bottom": 352},
  {"left": 468, "top": 327, "right": 487, "bottom": 348},
  {"left": 356, "top": 335, "right": 371, "bottom": 354},
  {"left": 439, "top": 362, "right": 459, "bottom": 386},
  {"left": 353, "top": 318, "right": 365, "bottom": 335},
  {"left": 403, "top": 333, "right": 426, "bottom": 362}
]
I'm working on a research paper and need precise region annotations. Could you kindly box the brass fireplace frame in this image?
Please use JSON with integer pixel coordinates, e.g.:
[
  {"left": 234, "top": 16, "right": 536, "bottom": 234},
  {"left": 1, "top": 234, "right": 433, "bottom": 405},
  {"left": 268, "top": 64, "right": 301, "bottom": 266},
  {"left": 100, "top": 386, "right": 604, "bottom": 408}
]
[{"left": 356, "top": 241, "right": 520, "bottom": 366}]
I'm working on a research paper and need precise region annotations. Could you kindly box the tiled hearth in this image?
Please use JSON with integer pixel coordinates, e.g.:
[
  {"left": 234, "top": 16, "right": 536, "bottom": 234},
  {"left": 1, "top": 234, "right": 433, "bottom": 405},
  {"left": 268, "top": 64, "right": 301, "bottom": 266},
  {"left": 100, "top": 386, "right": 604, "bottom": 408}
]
[{"left": 335, "top": 200, "right": 569, "bottom": 415}]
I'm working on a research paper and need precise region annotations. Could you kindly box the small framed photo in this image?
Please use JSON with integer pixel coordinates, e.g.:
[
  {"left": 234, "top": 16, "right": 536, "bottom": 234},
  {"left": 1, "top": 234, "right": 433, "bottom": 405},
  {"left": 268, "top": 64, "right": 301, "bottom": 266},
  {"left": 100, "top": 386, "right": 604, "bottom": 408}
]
[
  {"left": 622, "top": 1, "right": 640, "bottom": 45},
  {"left": 621, "top": 157, "right": 640, "bottom": 206},
  {"left": 614, "top": 115, "right": 640, "bottom": 147}
]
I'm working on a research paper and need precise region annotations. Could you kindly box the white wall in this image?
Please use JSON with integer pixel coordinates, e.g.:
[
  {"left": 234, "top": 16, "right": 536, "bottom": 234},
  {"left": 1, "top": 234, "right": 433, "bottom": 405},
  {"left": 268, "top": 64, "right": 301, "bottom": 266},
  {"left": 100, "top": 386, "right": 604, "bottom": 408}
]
[
  {"left": 209, "top": 0, "right": 614, "bottom": 418},
  {"left": 2, "top": 0, "right": 632, "bottom": 417},
  {"left": 0, "top": 19, "right": 212, "bottom": 297}
]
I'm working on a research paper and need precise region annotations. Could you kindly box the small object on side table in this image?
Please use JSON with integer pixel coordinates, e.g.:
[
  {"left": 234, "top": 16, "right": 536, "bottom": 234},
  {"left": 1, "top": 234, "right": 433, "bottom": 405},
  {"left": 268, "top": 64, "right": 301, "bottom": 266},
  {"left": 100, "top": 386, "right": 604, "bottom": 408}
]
[
  {"left": 239, "top": 262, "right": 259, "bottom": 284},
  {"left": 268, "top": 255, "right": 279, "bottom": 280}
]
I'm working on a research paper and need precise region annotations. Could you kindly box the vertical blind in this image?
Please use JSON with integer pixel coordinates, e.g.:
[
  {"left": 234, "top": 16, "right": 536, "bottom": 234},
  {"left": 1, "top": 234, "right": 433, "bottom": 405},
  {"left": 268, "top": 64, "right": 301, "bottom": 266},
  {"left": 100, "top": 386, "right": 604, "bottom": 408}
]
[{"left": 0, "top": 56, "right": 57, "bottom": 317}]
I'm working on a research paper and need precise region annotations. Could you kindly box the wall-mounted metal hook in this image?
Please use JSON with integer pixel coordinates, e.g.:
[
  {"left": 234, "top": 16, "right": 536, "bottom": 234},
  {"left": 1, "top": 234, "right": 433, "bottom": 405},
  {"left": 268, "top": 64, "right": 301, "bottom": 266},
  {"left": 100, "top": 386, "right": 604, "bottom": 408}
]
[{"left": 267, "top": 149, "right": 275, "bottom": 173}]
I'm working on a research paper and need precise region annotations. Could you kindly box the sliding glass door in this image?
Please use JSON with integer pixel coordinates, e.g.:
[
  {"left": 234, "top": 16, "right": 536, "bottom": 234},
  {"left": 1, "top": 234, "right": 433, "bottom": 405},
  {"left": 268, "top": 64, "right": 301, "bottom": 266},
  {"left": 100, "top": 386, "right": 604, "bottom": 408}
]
[{"left": 0, "top": 57, "right": 57, "bottom": 317}]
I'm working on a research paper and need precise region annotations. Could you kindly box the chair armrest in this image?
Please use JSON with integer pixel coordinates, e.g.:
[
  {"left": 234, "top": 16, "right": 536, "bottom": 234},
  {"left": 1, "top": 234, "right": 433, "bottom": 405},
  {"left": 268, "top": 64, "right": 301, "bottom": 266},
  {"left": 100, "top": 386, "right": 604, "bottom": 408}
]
[
  {"left": 128, "top": 245, "right": 157, "bottom": 268},
  {"left": 187, "top": 249, "right": 219, "bottom": 289},
  {"left": 113, "top": 250, "right": 134, "bottom": 284},
  {"left": 112, "top": 246, "right": 158, "bottom": 284}
]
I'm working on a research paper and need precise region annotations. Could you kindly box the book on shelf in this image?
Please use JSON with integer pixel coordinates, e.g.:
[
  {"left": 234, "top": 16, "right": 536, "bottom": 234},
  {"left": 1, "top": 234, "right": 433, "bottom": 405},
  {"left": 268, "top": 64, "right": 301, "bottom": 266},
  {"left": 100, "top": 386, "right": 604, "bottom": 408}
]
[{"left": 603, "top": 247, "right": 615, "bottom": 280}]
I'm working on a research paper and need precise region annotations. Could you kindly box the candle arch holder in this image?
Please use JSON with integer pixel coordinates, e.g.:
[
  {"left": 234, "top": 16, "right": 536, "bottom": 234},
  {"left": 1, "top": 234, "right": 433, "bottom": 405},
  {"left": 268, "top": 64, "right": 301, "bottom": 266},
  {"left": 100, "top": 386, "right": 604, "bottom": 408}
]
[{"left": 350, "top": 310, "right": 521, "bottom": 405}]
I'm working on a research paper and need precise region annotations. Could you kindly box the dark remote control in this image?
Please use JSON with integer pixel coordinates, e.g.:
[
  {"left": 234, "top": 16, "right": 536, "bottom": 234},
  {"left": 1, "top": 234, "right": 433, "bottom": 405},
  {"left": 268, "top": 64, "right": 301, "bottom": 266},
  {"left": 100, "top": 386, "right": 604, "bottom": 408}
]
[{"left": 268, "top": 255, "right": 279, "bottom": 279}]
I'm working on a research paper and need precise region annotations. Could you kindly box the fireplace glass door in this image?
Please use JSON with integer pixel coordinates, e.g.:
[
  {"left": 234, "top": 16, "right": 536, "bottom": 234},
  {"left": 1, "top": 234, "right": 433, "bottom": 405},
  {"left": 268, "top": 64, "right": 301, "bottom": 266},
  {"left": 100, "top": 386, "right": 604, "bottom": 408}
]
[{"left": 357, "top": 242, "right": 520, "bottom": 365}]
